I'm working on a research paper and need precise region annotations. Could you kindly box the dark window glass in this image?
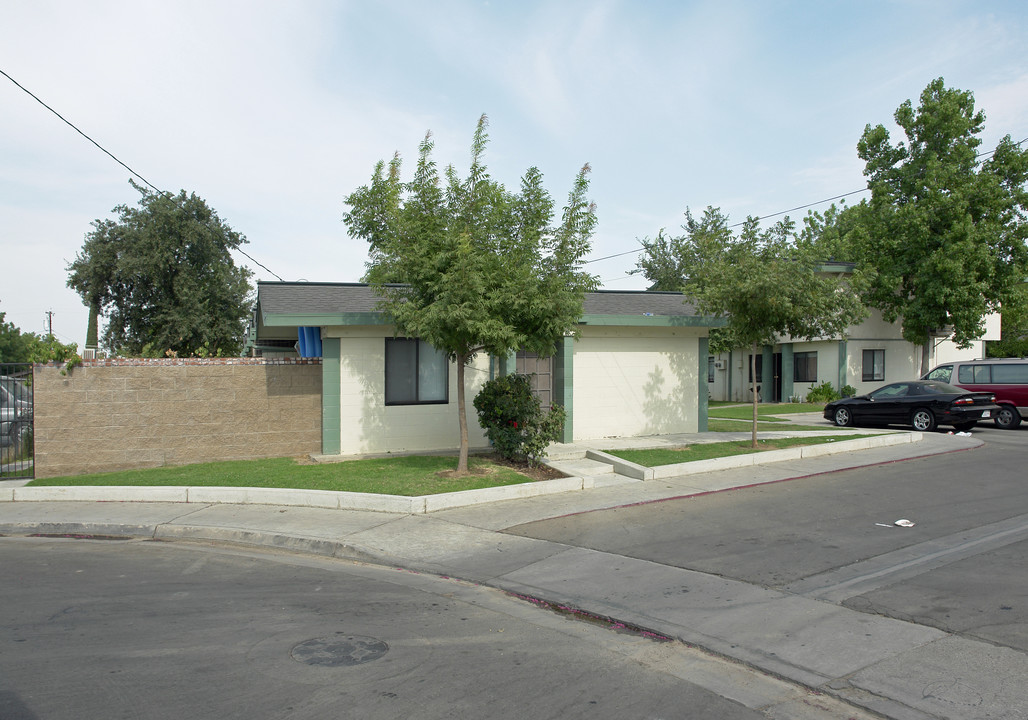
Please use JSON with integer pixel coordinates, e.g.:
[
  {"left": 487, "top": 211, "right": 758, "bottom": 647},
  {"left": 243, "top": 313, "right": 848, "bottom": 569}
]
[
  {"left": 992, "top": 364, "right": 1028, "bottom": 383},
  {"left": 862, "top": 349, "right": 885, "bottom": 382},
  {"left": 793, "top": 351, "right": 817, "bottom": 383},
  {"left": 748, "top": 354, "right": 763, "bottom": 383},
  {"left": 385, "top": 338, "right": 448, "bottom": 405}
]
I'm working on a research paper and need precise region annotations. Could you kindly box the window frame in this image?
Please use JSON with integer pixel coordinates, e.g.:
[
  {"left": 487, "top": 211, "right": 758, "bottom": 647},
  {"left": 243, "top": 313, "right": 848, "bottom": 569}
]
[
  {"left": 862, "top": 349, "right": 885, "bottom": 382},
  {"left": 384, "top": 338, "right": 449, "bottom": 406},
  {"left": 793, "top": 351, "right": 818, "bottom": 383}
]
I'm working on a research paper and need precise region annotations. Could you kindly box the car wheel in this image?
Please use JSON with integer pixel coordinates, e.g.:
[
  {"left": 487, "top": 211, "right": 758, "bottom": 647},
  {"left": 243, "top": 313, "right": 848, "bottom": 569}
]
[
  {"left": 952, "top": 421, "right": 977, "bottom": 432},
  {"left": 833, "top": 407, "right": 854, "bottom": 427},
  {"left": 994, "top": 406, "right": 1022, "bottom": 430},
  {"left": 911, "top": 408, "right": 937, "bottom": 432}
]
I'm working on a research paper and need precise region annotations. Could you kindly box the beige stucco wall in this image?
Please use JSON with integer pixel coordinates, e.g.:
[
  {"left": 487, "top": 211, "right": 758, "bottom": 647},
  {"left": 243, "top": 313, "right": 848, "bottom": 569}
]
[
  {"left": 330, "top": 327, "right": 490, "bottom": 455},
  {"left": 571, "top": 327, "right": 701, "bottom": 440},
  {"left": 33, "top": 359, "right": 322, "bottom": 478}
]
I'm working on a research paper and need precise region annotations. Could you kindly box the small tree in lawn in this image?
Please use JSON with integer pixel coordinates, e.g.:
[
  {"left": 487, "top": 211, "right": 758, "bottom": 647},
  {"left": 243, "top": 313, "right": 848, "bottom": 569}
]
[
  {"left": 637, "top": 207, "right": 867, "bottom": 447},
  {"left": 343, "top": 115, "right": 597, "bottom": 474}
]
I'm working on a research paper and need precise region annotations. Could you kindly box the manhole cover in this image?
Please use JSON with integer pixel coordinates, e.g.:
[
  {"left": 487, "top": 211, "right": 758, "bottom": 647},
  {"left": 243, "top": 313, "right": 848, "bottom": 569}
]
[{"left": 291, "top": 635, "right": 390, "bottom": 667}]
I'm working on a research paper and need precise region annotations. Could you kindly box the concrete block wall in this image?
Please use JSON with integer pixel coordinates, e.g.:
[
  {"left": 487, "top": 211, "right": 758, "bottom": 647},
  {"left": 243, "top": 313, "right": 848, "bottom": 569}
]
[{"left": 33, "top": 358, "right": 322, "bottom": 478}]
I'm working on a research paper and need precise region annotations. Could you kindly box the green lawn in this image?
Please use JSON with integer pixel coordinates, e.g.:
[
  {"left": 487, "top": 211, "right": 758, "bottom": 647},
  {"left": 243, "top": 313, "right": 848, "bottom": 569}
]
[
  {"left": 605, "top": 434, "right": 874, "bottom": 467},
  {"left": 708, "top": 402, "right": 825, "bottom": 421},
  {"left": 26, "top": 455, "right": 539, "bottom": 496}
]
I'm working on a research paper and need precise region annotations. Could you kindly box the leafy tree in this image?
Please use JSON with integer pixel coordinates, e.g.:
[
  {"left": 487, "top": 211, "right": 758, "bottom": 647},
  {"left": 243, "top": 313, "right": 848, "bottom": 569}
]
[
  {"left": 344, "top": 115, "right": 597, "bottom": 474},
  {"left": 0, "top": 309, "right": 35, "bottom": 363},
  {"left": 637, "top": 207, "right": 867, "bottom": 446},
  {"left": 26, "top": 335, "right": 79, "bottom": 364},
  {"left": 0, "top": 308, "right": 78, "bottom": 364},
  {"left": 67, "top": 181, "right": 254, "bottom": 357},
  {"left": 849, "top": 77, "right": 1028, "bottom": 374},
  {"left": 986, "top": 285, "right": 1028, "bottom": 358}
]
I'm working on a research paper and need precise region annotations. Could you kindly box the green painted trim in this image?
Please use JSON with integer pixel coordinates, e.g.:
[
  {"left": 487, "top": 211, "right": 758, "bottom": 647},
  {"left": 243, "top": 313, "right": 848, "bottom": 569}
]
[
  {"left": 554, "top": 336, "right": 574, "bottom": 442},
  {"left": 265, "top": 311, "right": 727, "bottom": 330},
  {"left": 263, "top": 312, "right": 386, "bottom": 327},
  {"left": 781, "top": 343, "right": 794, "bottom": 402},
  {"left": 579, "top": 314, "right": 727, "bottom": 327},
  {"left": 265, "top": 310, "right": 727, "bottom": 330},
  {"left": 499, "top": 351, "right": 517, "bottom": 376},
  {"left": 697, "top": 337, "right": 709, "bottom": 432},
  {"left": 321, "top": 337, "right": 341, "bottom": 455},
  {"left": 838, "top": 339, "right": 848, "bottom": 389}
]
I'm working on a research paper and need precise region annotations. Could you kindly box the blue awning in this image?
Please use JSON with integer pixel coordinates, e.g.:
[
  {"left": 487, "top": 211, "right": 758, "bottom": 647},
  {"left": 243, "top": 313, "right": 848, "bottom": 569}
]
[{"left": 297, "top": 327, "right": 323, "bottom": 358}]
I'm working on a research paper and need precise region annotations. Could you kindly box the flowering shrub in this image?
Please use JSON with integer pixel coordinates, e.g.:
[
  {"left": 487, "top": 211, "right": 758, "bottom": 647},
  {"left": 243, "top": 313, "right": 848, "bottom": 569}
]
[{"left": 473, "top": 374, "right": 566, "bottom": 466}]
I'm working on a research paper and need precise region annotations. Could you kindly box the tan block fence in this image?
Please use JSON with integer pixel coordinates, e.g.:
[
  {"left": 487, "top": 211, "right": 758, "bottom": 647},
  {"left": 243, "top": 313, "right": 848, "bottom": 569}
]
[{"left": 33, "top": 358, "right": 322, "bottom": 478}]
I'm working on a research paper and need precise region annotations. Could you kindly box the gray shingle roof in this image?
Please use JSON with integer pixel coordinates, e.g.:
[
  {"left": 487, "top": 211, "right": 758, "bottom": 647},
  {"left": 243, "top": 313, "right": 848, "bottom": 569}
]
[
  {"left": 258, "top": 282, "right": 381, "bottom": 316},
  {"left": 257, "top": 282, "right": 707, "bottom": 320}
]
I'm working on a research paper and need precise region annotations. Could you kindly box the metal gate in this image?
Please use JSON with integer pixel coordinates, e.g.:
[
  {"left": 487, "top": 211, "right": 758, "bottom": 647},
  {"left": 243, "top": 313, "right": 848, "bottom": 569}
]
[{"left": 0, "top": 363, "right": 34, "bottom": 480}]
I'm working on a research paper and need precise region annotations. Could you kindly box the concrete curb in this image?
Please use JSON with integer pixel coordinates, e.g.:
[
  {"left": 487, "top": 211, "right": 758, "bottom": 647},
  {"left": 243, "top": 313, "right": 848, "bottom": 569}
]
[
  {"left": 3, "top": 433, "right": 919, "bottom": 513},
  {"left": 4, "top": 475, "right": 595, "bottom": 514},
  {"left": 586, "top": 432, "right": 920, "bottom": 481}
]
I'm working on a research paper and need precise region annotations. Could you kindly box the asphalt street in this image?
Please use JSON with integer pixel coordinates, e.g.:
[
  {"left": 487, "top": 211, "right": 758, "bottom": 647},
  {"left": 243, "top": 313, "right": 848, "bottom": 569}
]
[
  {"left": 2, "top": 536, "right": 818, "bottom": 720},
  {"left": 1, "top": 424, "right": 1026, "bottom": 719}
]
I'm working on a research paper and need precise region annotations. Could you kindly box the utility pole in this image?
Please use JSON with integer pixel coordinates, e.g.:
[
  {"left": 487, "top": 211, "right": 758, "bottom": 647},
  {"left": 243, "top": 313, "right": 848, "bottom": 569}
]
[{"left": 44, "top": 310, "right": 54, "bottom": 339}]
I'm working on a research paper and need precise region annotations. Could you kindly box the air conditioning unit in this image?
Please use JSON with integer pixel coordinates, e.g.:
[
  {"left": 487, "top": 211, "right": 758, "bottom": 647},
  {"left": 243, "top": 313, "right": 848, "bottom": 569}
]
[
  {"left": 713, "top": 360, "right": 725, "bottom": 370},
  {"left": 81, "top": 348, "right": 96, "bottom": 360}
]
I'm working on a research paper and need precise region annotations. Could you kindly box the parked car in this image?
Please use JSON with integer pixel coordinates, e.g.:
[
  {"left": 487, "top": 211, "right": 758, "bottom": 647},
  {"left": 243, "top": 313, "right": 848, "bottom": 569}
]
[
  {"left": 922, "top": 358, "right": 1028, "bottom": 429},
  {"left": 824, "top": 380, "right": 999, "bottom": 432},
  {"left": 0, "top": 376, "right": 33, "bottom": 455}
]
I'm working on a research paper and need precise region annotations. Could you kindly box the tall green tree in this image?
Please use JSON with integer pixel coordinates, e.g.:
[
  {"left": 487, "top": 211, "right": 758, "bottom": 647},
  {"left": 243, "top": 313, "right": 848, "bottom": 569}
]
[
  {"left": 637, "top": 207, "right": 867, "bottom": 446},
  {"left": 850, "top": 77, "right": 1028, "bottom": 374},
  {"left": 344, "top": 115, "right": 598, "bottom": 474},
  {"left": 67, "top": 181, "right": 254, "bottom": 357}
]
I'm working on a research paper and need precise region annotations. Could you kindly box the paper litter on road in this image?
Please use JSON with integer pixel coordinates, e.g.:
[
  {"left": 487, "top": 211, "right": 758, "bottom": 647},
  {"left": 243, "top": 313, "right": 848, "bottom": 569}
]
[{"left": 894, "top": 519, "right": 916, "bottom": 527}]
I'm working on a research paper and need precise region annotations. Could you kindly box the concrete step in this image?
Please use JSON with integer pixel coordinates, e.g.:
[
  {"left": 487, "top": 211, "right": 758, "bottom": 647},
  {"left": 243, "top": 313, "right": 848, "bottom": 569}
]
[{"left": 546, "top": 457, "right": 616, "bottom": 477}]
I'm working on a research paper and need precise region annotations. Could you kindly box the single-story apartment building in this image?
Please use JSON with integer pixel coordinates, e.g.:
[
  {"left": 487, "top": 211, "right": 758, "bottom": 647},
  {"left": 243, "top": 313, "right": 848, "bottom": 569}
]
[
  {"left": 706, "top": 302, "right": 1002, "bottom": 404},
  {"left": 247, "top": 282, "right": 726, "bottom": 457}
]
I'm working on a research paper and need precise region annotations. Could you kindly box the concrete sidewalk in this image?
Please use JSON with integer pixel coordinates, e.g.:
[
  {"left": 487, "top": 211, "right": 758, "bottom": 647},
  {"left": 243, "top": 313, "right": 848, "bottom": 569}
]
[{"left": 3, "top": 430, "right": 1022, "bottom": 720}]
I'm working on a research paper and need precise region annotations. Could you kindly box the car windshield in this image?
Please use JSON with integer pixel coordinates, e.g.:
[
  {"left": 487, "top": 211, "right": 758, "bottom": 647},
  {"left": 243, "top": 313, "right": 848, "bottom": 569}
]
[{"left": 923, "top": 366, "right": 953, "bottom": 383}]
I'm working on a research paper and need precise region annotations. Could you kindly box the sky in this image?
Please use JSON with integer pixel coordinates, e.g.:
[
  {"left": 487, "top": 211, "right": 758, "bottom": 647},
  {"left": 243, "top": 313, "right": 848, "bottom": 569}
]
[{"left": 2, "top": 0, "right": 1027, "bottom": 350}]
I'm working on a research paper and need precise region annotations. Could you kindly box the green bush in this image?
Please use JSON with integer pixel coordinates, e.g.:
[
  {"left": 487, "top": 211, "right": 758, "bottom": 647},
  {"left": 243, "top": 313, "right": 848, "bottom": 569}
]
[
  {"left": 805, "top": 381, "right": 841, "bottom": 404},
  {"left": 840, "top": 384, "right": 857, "bottom": 398},
  {"left": 473, "top": 374, "right": 566, "bottom": 466}
]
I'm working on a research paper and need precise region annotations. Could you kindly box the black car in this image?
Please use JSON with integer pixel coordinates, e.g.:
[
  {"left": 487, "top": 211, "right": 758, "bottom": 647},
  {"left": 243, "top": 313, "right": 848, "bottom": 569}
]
[{"left": 824, "top": 380, "right": 999, "bottom": 432}]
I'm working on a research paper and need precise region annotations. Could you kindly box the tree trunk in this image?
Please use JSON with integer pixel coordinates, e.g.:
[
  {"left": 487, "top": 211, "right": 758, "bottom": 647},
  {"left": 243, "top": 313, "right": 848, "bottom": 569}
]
[
  {"left": 921, "top": 337, "right": 932, "bottom": 377},
  {"left": 456, "top": 354, "right": 470, "bottom": 474},
  {"left": 750, "top": 343, "right": 759, "bottom": 448}
]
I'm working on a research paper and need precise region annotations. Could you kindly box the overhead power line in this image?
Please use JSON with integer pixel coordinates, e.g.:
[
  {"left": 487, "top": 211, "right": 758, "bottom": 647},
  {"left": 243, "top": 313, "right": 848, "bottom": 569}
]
[
  {"left": 584, "top": 187, "right": 871, "bottom": 266},
  {"left": 588, "top": 134, "right": 1028, "bottom": 269},
  {"left": 1, "top": 68, "right": 284, "bottom": 281}
]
